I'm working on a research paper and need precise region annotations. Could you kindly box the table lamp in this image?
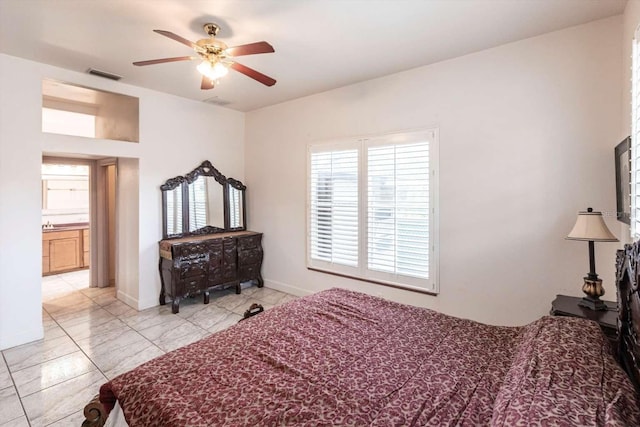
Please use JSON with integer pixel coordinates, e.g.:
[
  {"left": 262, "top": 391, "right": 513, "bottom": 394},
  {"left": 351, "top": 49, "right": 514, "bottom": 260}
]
[{"left": 566, "top": 207, "right": 618, "bottom": 310}]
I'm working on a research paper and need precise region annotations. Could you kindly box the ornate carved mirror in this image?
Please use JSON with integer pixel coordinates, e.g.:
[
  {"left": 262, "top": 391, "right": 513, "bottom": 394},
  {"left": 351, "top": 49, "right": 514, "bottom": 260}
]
[
  {"left": 185, "top": 162, "right": 226, "bottom": 234},
  {"left": 161, "top": 161, "right": 247, "bottom": 239}
]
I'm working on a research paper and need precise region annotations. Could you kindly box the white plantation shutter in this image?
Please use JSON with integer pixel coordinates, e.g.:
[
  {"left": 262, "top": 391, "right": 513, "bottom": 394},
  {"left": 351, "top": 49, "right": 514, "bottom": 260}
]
[
  {"left": 367, "top": 142, "right": 430, "bottom": 281},
  {"left": 309, "top": 148, "right": 359, "bottom": 268},
  {"left": 632, "top": 31, "right": 640, "bottom": 238},
  {"left": 308, "top": 130, "right": 438, "bottom": 292}
]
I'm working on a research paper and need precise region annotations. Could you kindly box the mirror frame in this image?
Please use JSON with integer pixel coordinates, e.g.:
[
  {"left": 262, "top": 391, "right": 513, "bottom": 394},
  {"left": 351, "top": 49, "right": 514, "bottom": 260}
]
[
  {"left": 160, "top": 175, "right": 187, "bottom": 239},
  {"left": 225, "top": 177, "right": 247, "bottom": 232},
  {"left": 160, "top": 161, "right": 247, "bottom": 239}
]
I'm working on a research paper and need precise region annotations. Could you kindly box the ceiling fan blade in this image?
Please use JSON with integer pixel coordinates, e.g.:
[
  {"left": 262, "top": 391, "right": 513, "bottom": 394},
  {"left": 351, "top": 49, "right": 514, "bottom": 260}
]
[
  {"left": 230, "top": 62, "right": 276, "bottom": 87},
  {"left": 153, "top": 30, "right": 200, "bottom": 50},
  {"left": 201, "top": 76, "right": 214, "bottom": 90},
  {"left": 133, "top": 56, "right": 196, "bottom": 66},
  {"left": 226, "top": 41, "right": 275, "bottom": 57}
]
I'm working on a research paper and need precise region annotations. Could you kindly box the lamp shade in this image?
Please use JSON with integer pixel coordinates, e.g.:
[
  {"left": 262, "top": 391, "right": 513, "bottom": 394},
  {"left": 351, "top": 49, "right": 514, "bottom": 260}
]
[{"left": 566, "top": 208, "right": 618, "bottom": 242}]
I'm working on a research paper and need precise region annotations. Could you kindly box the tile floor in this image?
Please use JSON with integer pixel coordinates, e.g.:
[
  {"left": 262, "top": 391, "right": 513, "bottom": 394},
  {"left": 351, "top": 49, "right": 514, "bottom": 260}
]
[{"left": 0, "top": 270, "right": 296, "bottom": 426}]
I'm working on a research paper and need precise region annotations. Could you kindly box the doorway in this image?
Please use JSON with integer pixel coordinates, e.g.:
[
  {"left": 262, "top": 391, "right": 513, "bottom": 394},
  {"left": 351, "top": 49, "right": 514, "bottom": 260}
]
[
  {"left": 41, "top": 156, "right": 117, "bottom": 301},
  {"left": 41, "top": 159, "right": 91, "bottom": 300}
]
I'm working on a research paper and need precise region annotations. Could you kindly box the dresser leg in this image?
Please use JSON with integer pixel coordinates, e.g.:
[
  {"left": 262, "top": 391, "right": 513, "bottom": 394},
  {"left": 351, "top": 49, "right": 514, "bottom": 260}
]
[
  {"left": 159, "top": 257, "right": 166, "bottom": 305},
  {"left": 172, "top": 298, "right": 180, "bottom": 314},
  {"left": 235, "top": 281, "right": 241, "bottom": 294},
  {"left": 257, "top": 275, "right": 264, "bottom": 288},
  {"left": 203, "top": 291, "right": 210, "bottom": 305}
]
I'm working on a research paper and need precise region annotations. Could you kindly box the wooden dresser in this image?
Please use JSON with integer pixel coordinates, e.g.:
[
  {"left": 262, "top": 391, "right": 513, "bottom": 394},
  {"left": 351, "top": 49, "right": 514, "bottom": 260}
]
[{"left": 158, "top": 231, "right": 263, "bottom": 313}]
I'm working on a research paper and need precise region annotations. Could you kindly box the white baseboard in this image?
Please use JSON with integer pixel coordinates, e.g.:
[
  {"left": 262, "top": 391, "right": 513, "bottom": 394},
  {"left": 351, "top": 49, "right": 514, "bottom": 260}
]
[
  {"left": 117, "top": 289, "right": 140, "bottom": 310},
  {"left": 264, "top": 279, "right": 314, "bottom": 297},
  {"left": 0, "top": 325, "right": 44, "bottom": 351},
  {"left": 137, "top": 298, "right": 162, "bottom": 311}
]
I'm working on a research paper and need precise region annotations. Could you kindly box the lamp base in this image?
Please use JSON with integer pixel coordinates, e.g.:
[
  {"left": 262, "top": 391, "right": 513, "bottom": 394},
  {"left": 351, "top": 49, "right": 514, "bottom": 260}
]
[
  {"left": 578, "top": 296, "right": 607, "bottom": 311},
  {"left": 578, "top": 277, "right": 607, "bottom": 311}
]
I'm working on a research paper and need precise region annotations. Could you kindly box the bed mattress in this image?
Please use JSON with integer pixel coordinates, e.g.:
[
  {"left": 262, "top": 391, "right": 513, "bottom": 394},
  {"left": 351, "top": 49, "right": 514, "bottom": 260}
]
[{"left": 99, "top": 288, "right": 640, "bottom": 426}]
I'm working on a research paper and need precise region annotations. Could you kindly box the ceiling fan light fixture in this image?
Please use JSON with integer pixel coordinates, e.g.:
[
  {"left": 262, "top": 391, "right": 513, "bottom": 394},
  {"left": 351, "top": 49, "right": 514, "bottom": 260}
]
[
  {"left": 134, "top": 24, "right": 276, "bottom": 89},
  {"left": 197, "top": 60, "right": 229, "bottom": 81}
]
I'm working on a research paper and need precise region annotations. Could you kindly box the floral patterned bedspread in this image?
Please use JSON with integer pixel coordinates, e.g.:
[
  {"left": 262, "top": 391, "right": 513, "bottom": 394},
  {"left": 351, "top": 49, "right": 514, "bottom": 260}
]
[{"left": 99, "top": 288, "right": 640, "bottom": 426}]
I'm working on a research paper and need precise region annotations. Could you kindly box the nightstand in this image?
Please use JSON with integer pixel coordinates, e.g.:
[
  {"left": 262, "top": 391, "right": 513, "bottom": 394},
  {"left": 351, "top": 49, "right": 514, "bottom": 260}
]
[{"left": 550, "top": 295, "right": 618, "bottom": 347}]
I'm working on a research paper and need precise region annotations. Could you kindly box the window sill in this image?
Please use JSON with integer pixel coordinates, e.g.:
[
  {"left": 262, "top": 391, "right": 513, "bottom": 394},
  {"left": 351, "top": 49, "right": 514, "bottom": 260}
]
[{"left": 307, "top": 267, "right": 438, "bottom": 296}]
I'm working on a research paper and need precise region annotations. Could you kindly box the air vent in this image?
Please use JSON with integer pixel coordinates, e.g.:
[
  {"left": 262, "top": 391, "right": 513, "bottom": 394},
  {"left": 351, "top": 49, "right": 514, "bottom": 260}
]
[
  {"left": 203, "top": 96, "right": 231, "bottom": 106},
  {"left": 87, "top": 68, "right": 122, "bottom": 81}
]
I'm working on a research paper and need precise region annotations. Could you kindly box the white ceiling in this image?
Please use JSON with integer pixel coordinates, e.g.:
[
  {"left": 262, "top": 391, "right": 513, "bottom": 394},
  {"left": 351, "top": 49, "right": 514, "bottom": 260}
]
[{"left": 0, "top": 0, "right": 627, "bottom": 112}]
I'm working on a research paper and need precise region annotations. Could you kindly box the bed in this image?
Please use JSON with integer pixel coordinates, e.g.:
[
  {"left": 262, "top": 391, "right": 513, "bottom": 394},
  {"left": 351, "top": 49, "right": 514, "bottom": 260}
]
[{"left": 83, "top": 243, "right": 640, "bottom": 426}]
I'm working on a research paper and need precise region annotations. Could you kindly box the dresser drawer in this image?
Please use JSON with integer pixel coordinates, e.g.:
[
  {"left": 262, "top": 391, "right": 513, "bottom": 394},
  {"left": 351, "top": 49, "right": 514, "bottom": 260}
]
[
  {"left": 239, "top": 263, "right": 260, "bottom": 281},
  {"left": 180, "top": 276, "right": 205, "bottom": 295},
  {"left": 179, "top": 262, "right": 208, "bottom": 279},
  {"left": 238, "top": 248, "right": 263, "bottom": 265},
  {"left": 223, "top": 239, "right": 237, "bottom": 263},
  {"left": 176, "top": 252, "right": 209, "bottom": 265},
  {"left": 174, "top": 242, "right": 209, "bottom": 259},
  {"left": 209, "top": 263, "right": 223, "bottom": 283},
  {"left": 223, "top": 264, "right": 237, "bottom": 281},
  {"left": 237, "top": 234, "right": 262, "bottom": 250}
]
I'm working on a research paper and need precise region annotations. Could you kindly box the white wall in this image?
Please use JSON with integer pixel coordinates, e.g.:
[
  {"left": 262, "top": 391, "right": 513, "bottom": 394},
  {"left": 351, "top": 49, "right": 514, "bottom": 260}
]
[
  {"left": 0, "top": 53, "right": 245, "bottom": 350},
  {"left": 245, "top": 16, "right": 623, "bottom": 326},
  {"left": 620, "top": 1, "right": 640, "bottom": 245},
  {"left": 0, "top": 55, "right": 44, "bottom": 350},
  {"left": 115, "top": 158, "right": 139, "bottom": 307}
]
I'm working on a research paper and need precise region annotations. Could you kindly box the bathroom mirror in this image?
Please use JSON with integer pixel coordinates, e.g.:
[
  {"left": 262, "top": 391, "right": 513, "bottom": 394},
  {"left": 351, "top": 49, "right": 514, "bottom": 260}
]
[{"left": 161, "top": 161, "right": 246, "bottom": 239}]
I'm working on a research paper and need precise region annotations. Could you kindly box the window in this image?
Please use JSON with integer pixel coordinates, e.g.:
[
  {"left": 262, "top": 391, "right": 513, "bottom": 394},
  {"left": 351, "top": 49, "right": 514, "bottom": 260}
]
[
  {"left": 42, "top": 108, "right": 96, "bottom": 138},
  {"left": 633, "top": 30, "right": 640, "bottom": 238},
  {"left": 41, "top": 163, "right": 90, "bottom": 225},
  {"left": 307, "top": 130, "right": 439, "bottom": 293},
  {"left": 42, "top": 79, "right": 140, "bottom": 142}
]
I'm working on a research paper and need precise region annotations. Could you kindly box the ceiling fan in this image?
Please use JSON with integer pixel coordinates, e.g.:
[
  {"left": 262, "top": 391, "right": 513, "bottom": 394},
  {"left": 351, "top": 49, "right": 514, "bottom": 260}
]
[{"left": 133, "top": 23, "right": 276, "bottom": 90}]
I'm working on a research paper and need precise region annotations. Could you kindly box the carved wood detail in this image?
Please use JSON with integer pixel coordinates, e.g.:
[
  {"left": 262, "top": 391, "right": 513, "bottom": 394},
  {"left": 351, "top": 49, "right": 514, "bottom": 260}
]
[
  {"left": 227, "top": 176, "right": 247, "bottom": 191},
  {"left": 81, "top": 395, "right": 107, "bottom": 427},
  {"left": 186, "top": 225, "right": 226, "bottom": 236},
  {"left": 160, "top": 160, "right": 247, "bottom": 239},
  {"left": 159, "top": 232, "right": 263, "bottom": 314},
  {"left": 615, "top": 242, "right": 640, "bottom": 392},
  {"left": 185, "top": 160, "right": 226, "bottom": 185},
  {"left": 159, "top": 175, "right": 186, "bottom": 191}
]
